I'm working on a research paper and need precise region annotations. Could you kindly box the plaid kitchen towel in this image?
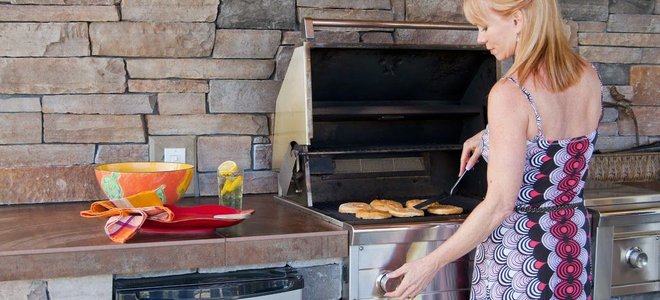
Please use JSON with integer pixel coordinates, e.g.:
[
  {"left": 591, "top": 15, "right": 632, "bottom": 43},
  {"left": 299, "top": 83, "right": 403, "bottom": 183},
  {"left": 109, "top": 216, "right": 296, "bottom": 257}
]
[{"left": 80, "top": 190, "right": 174, "bottom": 243}]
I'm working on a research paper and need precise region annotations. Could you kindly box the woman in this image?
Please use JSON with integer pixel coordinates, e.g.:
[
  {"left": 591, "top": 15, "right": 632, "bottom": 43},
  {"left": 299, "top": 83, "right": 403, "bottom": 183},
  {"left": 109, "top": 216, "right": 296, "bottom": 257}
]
[{"left": 384, "top": 0, "right": 602, "bottom": 299}]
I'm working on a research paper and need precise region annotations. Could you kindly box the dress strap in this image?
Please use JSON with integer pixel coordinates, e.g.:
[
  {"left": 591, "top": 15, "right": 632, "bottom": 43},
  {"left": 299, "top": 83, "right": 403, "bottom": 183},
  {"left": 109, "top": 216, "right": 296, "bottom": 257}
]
[{"left": 506, "top": 77, "right": 543, "bottom": 137}]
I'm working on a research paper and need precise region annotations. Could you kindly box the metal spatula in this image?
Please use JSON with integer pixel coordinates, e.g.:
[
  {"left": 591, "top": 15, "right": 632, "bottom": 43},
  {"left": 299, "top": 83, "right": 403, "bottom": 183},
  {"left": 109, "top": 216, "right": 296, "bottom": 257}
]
[{"left": 414, "top": 168, "right": 470, "bottom": 210}]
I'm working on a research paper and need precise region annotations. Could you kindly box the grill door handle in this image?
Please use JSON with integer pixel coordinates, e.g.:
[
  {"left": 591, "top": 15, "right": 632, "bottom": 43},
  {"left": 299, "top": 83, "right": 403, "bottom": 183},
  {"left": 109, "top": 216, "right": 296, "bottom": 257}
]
[{"left": 303, "top": 18, "right": 477, "bottom": 40}]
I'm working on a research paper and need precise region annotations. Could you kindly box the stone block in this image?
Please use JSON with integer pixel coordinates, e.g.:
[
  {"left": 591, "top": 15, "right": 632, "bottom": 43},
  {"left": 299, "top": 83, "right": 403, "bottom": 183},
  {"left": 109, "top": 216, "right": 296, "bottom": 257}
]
[
  {"left": 208, "top": 80, "right": 282, "bottom": 113},
  {"left": 609, "top": 0, "right": 656, "bottom": 14},
  {"left": 608, "top": 14, "right": 660, "bottom": 33},
  {"left": 296, "top": 264, "right": 343, "bottom": 300},
  {"left": 147, "top": 114, "right": 269, "bottom": 136},
  {"left": 0, "top": 58, "right": 126, "bottom": 94},
  {"left": 618, "top": 107, "right": 660, "bottom": 136},
  {"left": 198, "top": 170, "right": 278, "bottom": 195},
  {"left": 44, "top": 114, "right": 145, "bottom": 143},
  {"left": 0, "top": 23, "right": 89, "bottom": 57},
  {"left": 0, "top": 144, "right": 94, "bottom": 168},
  {"left": 406, "top": 0, "right": 467, "bottom": 23},
  {"left": 213, "top": 30, "right": 281, "bottom": 59},
  {"left": 197, "top": 135, "right": 252, "bottom": 172},
  {"left": 297, "top": 0, "right": 390, "bottom": 9},
  {"left": 641, "top": 48, "right": 660, "bottom": 64},
  {"left": 602, "top": 85, "right": 633, "bottom": 103},
  {"left": 392, "top": 0, "right": 404, "bottom": 20},
  {"left": 598, "top": 122, "right": 618, "bottom": 136},
  {"left": 298, "top": 8, "right": 394, "bottom": 24},
  {"left": 127, "top": 59, "right": 274, "bottom": 80},
  {"left": 157, "top": 93, "right": 206, "bottom": 115},
  {"left": 558, "top": 0, "right": 608, "bottom": 21},
  {"left": 361, "top": 32, "right": 394, "bottom": 44},
  {"left": 281, "top": 31, "right": 303, "bottom": 45},
  {"left": 0, "top": 4, "right": 119, "bottom": 21},
  {"left": 11, "top": 0, "right": 117, "bottom": 3},
  {"left": 128, "top": 79, "right": 209, "bottom": 93},
  {"left": 218, "top": 0, "right": 296, "bottom": 30},
  {"left": 95, "top": 144, "right": 149, "bottom": 164},
  {"left": 0, "top": 165, "right": 105, "bottom": 204},
  {"left": 595, "top": 135, "right": 649, "bottom": 152},
  {"left": 577, "top": 21, "right": 607, "bottom": 33},
  {"left": 275, "top": 46, "right": 295, "bottom": 81},
  {"left": 0, "top": 113, "right": 41, "bottom": 144},
  {"left": 43, "top": 94, "right": 155, "bottom": 114},
  {"left": 0, "top": 280, "right": 33, "bottom": 300},
  {"left": 0, "top": 97, "right": 40, "bottom": 112},
  {"left": 601, "top": 107, "right": 619, "bottom": 123},
  {"left": 314, "top": 31, "right": 360, "bottom": 43},
  {"left": 593, "top": 63, "right": 629, "bottom": 85},
  {"left": 48, "top": 275, "right": 113, "bottom": 300},
  {"left": 253, "top": 143, "right": 272, "bottom": 170},
  {"left": 121, "top": 0, "right": 219, "bottom": 22},
  {"left": 90, "top": 22, "right": 214, "bottom": 57},
  {"left": 580, "top": 46, "right": 642, "bottom": 64},
  {"left": 579, "top": 33, "right": 660, "bottom": 47},
  {"left": 395, "top": 29, "right": 477, "bottom": 45},
  {"left": 630, "top": 65, "right": 660, "bottom": 105}
]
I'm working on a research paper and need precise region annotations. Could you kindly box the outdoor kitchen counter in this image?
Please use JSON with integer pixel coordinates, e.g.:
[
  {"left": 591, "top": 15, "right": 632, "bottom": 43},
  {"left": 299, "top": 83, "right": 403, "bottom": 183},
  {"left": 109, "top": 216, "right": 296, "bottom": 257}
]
[{"left": 0, "top": 194, "right": 348, "bottom": 282}]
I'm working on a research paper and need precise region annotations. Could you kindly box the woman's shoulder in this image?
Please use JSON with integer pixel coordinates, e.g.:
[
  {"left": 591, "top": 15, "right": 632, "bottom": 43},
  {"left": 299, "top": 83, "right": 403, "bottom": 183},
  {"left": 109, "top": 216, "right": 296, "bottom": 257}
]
[{"left": 488, "top": 78, "right": 528, "bottom": 105}]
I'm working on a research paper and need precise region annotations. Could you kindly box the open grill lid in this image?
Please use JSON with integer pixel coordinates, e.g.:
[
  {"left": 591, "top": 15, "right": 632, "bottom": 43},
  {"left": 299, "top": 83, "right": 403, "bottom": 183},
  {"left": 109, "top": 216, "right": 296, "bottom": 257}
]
[
  {"left": 272, "top": 19, "right": 485, "bottom": 170},
  {"left": 272, "top": 19, "right": 496, "bottom": 204}
]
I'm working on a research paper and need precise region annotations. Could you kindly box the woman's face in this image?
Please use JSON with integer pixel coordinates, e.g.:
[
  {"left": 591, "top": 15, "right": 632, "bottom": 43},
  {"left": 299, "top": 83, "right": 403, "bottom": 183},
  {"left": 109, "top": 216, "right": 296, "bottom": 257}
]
[{"left": 476, "top": 8, "right": 519, "bottom": 61}]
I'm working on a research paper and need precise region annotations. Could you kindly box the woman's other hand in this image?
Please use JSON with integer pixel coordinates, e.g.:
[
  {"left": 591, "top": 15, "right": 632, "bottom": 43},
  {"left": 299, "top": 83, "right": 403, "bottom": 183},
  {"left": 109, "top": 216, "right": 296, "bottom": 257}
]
[
  {"left": 460, "top": 130, "right": 484, "bottom": 175},
  {"left": 383, "top": 257, "right": 440, "bottom": 299}
]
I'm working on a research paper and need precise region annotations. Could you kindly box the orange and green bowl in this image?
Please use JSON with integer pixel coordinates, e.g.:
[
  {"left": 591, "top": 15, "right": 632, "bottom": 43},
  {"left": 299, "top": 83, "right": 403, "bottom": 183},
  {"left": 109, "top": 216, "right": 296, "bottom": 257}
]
[{"left": 95, "top": 162, "right": 194, "bottom": 206}]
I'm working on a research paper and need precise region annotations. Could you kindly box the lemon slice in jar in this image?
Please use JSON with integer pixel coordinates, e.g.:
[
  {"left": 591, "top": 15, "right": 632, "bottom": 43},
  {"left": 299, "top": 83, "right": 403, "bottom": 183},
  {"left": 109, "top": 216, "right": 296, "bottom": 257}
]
[
  {"left": 218, "top": 160, "right": 239, "bottom": 176},
  {"left": 221, "top": 175, "right": 243, "bottom": 196}
]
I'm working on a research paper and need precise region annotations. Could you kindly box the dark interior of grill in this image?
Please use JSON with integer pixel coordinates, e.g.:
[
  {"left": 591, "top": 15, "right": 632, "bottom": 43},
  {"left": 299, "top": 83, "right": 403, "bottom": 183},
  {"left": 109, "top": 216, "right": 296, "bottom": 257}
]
[{"left": 283, "top": 45, "right": 497, "bottom": 209}]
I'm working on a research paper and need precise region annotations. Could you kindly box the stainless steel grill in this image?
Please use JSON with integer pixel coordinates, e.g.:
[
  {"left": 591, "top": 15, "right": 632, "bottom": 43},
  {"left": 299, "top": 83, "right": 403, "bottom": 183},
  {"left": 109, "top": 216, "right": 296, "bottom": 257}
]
[
  {"left": 584, "top": 181, "right": 660, "bottom": 299},
  {"left": 272, "top": 19, "right": 495, "bottom": 299}
]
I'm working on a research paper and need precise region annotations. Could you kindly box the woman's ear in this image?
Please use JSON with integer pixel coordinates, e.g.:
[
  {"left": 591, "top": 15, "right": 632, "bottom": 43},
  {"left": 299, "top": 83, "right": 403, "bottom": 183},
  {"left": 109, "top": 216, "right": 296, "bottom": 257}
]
[{"left": 512, "top": 10, "right": 523, "bottom": 33}]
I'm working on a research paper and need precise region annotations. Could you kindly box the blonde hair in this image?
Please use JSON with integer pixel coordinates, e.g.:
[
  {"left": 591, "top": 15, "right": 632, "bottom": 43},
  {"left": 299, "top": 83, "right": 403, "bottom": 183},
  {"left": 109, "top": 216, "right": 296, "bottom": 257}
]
[{"left": 463, "top": 0, "right": 586, "bottom": 92}]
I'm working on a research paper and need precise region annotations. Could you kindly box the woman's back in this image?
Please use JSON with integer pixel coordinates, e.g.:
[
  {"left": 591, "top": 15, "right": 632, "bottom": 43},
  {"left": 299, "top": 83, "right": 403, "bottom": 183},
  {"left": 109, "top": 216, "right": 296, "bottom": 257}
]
[{"left": 520, "top": 64, "right": 602, "bottom": 142}]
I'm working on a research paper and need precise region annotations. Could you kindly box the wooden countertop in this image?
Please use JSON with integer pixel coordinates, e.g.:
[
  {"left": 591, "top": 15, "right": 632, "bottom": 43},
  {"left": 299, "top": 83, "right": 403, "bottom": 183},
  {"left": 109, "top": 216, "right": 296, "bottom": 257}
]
[{"left": 0, "top": 194, "right": 348, "bottom": 281}]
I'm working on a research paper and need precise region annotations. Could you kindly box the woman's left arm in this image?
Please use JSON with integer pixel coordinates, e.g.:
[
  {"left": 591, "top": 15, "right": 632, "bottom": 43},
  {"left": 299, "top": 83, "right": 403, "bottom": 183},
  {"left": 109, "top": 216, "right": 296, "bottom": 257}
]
[{"left": 385, "top": 81, "right": 529, "bottom": 299}]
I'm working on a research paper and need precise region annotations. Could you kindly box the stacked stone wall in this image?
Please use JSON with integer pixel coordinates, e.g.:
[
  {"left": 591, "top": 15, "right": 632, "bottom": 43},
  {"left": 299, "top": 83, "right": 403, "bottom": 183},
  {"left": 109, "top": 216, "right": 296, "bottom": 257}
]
[{"left": 0, "top": 0, "right": 657, "bottom": 203}]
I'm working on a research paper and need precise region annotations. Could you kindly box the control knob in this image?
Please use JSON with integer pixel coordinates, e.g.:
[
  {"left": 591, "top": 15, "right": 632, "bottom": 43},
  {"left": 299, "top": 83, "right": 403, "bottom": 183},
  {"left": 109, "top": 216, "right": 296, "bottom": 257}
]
[
  {"left": 376, "top": 270, "right": 402, "bottom": 295},
  {"left": 625, "top": 247, "right": 648, "bottom": 269}
]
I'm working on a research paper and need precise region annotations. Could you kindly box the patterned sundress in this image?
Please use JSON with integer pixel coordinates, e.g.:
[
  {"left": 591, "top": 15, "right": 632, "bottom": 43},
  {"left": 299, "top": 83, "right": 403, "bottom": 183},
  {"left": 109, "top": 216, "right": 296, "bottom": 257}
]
[{"left": 470, "top": 77, "right": 597, "bottom": 300}]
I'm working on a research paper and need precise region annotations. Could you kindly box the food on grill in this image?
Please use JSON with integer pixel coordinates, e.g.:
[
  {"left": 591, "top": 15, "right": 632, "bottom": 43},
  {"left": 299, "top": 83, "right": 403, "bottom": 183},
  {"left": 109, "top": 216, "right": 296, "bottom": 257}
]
[
  {"left": 370, "top": 199, "right": 403, "bottom": 212},
  {"left": 338, "top": 202, "right": 372, "bottom": 214},
  {"left": 388, "top": 207, "right": 425, "bottom": 218},
  {"left": 355, "top": 208, "right": 392, "bottom": 219},
  {"left": 427, "top": 205, "right": 463, "bottom": 215},
  {"left": 405, "top": 199, "right": 441, "bottom": 210}
]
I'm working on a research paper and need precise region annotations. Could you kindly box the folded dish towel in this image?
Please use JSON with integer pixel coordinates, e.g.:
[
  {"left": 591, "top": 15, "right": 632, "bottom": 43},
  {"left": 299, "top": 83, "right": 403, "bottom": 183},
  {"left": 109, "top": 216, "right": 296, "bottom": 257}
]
[{"left": 80, "top": 190, "right": 174, "bottom": 243}]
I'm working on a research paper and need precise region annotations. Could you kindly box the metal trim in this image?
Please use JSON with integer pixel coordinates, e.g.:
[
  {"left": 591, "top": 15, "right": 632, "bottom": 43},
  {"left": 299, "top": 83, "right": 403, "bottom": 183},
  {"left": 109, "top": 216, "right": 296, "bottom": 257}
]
[{"left": 302, "top": 18, "right": 477, "bottom": 40}]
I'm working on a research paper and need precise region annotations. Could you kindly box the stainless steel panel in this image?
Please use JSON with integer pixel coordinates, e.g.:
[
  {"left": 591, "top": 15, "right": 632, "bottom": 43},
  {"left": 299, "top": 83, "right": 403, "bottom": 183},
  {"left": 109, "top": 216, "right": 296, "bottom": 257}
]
[
  {"left": 592, "top": 226, "right": 614, "bottom": 300},
  {"left": 351, "top": 222, "right": 461, "bottom": 245},
  {"left": 357, "top": 267, "right": 469, "bottom": 299},
  {"left": 612, "top": 282, "right": 660, "bottom": 297},
  {"left": 611, "top": 236, "right": 659, "bottom": 286}
]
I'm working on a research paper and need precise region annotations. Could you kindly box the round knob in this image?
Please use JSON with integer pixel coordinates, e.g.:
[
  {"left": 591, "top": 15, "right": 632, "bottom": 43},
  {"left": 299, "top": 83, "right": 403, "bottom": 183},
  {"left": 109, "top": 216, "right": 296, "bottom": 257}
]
[
  {"left": 626, "top": 247, "right": 648, "bottom": 269},
  {"left": 376, "top": 270, "right": 401, "bottom": 295}
]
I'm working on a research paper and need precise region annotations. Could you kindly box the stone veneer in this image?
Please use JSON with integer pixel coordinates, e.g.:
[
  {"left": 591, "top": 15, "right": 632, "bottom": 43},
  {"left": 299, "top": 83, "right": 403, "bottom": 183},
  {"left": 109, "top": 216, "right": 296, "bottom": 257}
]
[{"left": 0, "top": 0, "right": 657, "bottom": 204}]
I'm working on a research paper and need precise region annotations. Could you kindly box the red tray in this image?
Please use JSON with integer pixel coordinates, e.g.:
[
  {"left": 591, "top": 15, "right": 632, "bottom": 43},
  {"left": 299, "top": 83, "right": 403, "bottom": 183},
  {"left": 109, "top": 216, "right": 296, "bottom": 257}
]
[{"left": 141, "top": 205, "right": 254, "bottom": 233}]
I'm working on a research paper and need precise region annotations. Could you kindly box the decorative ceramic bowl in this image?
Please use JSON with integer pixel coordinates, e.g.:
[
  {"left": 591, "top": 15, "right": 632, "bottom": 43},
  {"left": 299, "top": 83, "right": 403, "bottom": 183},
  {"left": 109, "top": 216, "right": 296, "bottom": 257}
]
[{"left": 95, "top": 162, "right": 194, "bottom": 206}]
